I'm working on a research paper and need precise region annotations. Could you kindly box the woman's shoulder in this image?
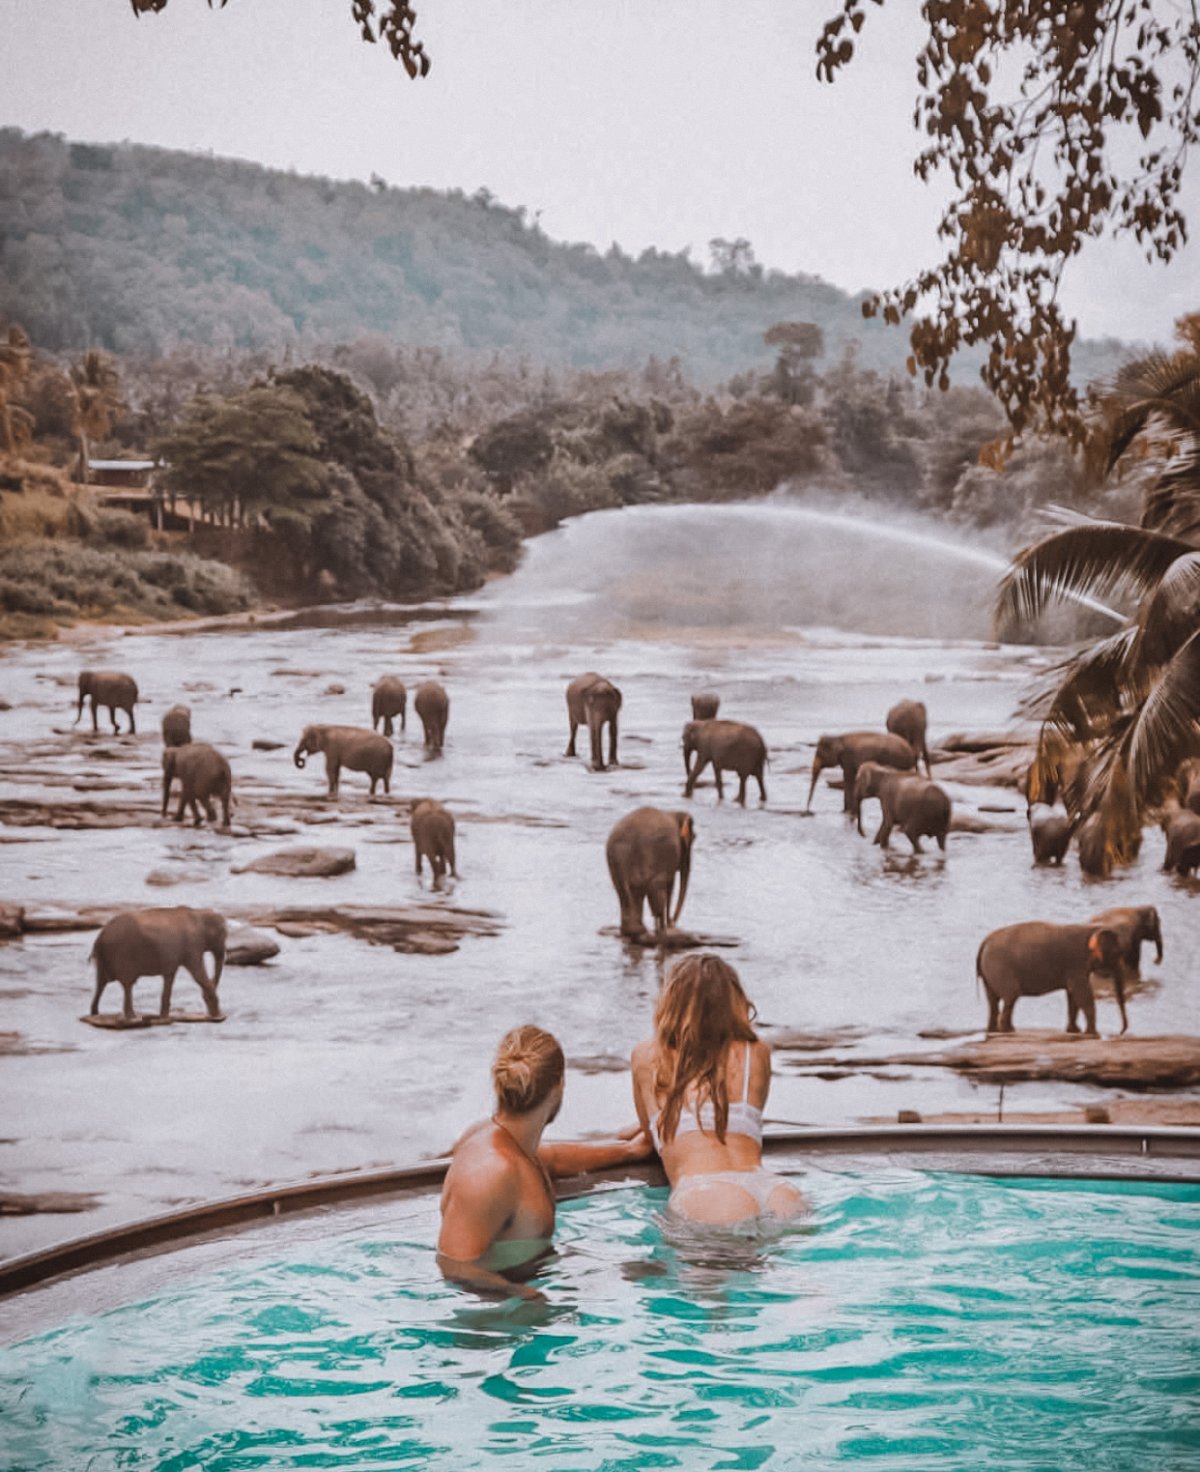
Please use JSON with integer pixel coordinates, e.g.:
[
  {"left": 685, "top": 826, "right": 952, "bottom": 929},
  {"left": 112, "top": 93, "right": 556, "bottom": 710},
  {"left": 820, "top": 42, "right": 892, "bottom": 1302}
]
[{"left": 630, "top": 1037, "right": 657, "bottom": 1069}]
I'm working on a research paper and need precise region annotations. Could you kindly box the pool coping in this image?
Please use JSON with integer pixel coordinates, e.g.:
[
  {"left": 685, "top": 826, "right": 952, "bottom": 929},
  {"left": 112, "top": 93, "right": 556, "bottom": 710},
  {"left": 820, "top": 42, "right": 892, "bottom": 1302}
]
[{"left": 3, "top": 1123, "right": 1198, "bottom": 1299}]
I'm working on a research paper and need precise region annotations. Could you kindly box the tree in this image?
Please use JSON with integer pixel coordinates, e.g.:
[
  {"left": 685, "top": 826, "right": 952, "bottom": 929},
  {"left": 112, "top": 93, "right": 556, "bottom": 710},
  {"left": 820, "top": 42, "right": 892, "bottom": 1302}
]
[
  {"left": 817, "top": 2, "right": 1200, "bottom": 438},
  {"left": 69, "top": 350, "right": 124, "bottom": 482},
  {"left": 995, "top": 316, "right": 1200, "bottom": 868},
  {"left": 0, "top": 324, "right": 32, "bottom": 455},
  {"left": 155, "top": 384, "right": 328, "bottom": 528},
  {"left": 763, "top": 321, "right": 825, "bottom": 405}
]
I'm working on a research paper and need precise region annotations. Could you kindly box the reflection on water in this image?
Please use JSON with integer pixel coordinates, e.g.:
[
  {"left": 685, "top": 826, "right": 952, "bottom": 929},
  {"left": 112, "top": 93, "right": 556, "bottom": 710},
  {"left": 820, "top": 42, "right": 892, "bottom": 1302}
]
[{"left": 0, "top": 502, "right": 1194, "bottom": 1260}]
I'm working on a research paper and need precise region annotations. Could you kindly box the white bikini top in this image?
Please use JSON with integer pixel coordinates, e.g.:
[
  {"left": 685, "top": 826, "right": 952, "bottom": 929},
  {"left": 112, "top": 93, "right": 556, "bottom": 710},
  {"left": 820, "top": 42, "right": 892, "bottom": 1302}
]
[{"left": 650, "top": 1043, "right": 764, "bottom": 1152}]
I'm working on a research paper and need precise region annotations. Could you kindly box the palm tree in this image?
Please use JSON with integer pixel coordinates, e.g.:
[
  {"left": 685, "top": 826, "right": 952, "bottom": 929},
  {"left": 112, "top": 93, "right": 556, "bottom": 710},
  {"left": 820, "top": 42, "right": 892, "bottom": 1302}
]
[
  {"left": 70, "top": 350, "right": 124, "bottom": 484},
  {"left": 995, "top": 320, "right": 1200, "bottom": 870}
]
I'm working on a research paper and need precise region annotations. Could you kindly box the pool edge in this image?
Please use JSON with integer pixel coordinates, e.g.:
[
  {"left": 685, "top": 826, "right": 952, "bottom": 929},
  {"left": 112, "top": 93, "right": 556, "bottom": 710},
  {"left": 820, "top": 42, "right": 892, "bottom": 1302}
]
[{"left": 3, "top": 1124, "right": 1199, "bottom": 1299}]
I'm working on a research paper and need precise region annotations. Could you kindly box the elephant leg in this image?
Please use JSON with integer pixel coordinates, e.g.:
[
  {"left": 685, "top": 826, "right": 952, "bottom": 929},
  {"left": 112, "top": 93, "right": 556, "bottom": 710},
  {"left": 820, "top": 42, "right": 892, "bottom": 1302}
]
[
  {"left": 984, "top": 984, "right": 999, "bottom": 1033},
  {"left": 712, "top": 763, "right": 725, "bottom": 801},
  {"left": 415, "top": 843, "right": 424, "bottom": 875},
  {"left": 90, "top": 697, "right": 99, "bottom": 733},
  {"left": 383, "top": 769, "right": 391, "bottom": 795},
  {"left": 936, "top": 831, "right": 947, "bottom": 852},
  {"left": 159, "top": 967, "right": 178, "bottom": 1019},
  {"left": 328, "top": 757, "right": 340, "bottom": 797},
  {"left": 565, "top": 719, "right": 578, "bottom": 758},
  {"left": 174, "top": 786, "right": 187, "bottom": 822},
  {"left": 588, "top": 718, "right": 604, "bottom": 771},
  {"left": 204, "top": 797, "right": 217, "bottom": 824},
  {"left": 448, "top": 839, "right": 458, "bottom": 877},
  {"left": 128, "top": 708, "right": 136, "bottom": 735},
  {"left": 220, "top": 793, "right": 231, "bottom": 829},
  {"left": 369, "top": 775, "right": 378, "bottom": 795},
  {"left": 90, "top": 964, "right": 108, "bottom": 1017},
  {"left": 1080, "top": 983, "right": 1098, "bottom": 1037},
  {"left": 842, "top": 762, "right": 856, "bottom": 813},
  {"left": 736, "top": 772, "right": 748, "bottom": 806},
  {"left": 999, "top": 997, "right": 1015, "bottom": 1032},
  {"left": 1066, "top": 993, "right": 1080, "bottom": 1033},
  {"left": 621, "top": 883, "right": 648, "bottom": 938},
  {"left": 876, "top": 818, "right": 893, "bottom": 849},
  {"left": 756, "top": 770, "right": 767, "bottom": 803},
  {"left": 907, "top": 828, "right": 924, "bottom": 854},
  {"left": 608, "top": 718, "right": 618, "bottom": 768},
  {"left": 191, "top": 796, "right": 203, "bottom": 827},
  {"left": 110, "top": 706, "right": 120, "bottom": 735},
  {"left": 383, "top": 715, "right": 393, "bottom": 738},
  {"left": 121, "top": 981, "right": 137, "bottom": 1022},
  {"left": 186, "top": 958, "right": 221, "bottom": 1019}
]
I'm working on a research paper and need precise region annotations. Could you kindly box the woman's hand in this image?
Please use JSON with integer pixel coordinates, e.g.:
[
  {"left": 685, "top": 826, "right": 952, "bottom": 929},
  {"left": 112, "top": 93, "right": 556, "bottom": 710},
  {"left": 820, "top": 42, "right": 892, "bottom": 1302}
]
[{"left": 619, "top": 1129, "right": 654, "bottom": 1162}]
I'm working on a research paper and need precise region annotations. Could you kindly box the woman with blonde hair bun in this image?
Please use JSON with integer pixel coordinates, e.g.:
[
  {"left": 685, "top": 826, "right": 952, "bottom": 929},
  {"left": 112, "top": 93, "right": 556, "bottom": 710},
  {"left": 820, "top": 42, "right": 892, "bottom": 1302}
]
[
  {"left": 439, "top": 1025, "right": 651, "bottom": 1299},
  {"left": 631, "top": 954, "right": 805, "bottom": 1225}
]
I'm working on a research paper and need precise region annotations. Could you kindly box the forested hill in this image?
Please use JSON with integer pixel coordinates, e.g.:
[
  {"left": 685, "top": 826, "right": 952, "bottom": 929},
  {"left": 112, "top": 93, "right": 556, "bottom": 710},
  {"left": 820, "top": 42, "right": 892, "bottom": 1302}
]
[{"left": 0, "top": 128, "right": 1125, "bottom": 385}]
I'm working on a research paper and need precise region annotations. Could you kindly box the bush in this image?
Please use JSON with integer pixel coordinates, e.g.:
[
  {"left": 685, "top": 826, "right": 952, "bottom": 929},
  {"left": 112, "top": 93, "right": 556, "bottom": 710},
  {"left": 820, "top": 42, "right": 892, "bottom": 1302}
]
[{"left": 0, "top": 541, "right": 253, "bottom": 623}]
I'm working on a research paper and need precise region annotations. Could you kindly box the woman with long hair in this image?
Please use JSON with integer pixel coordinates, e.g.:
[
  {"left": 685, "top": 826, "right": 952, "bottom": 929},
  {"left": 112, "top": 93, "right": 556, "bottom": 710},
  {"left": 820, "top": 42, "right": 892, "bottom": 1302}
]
[{"left": 631, "top": 954, "right": 805, "bottom": 1225}]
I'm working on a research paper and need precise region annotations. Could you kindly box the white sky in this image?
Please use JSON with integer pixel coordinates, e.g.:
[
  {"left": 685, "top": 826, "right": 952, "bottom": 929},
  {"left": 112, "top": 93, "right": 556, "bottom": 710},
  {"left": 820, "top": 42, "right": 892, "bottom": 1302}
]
[{"left": 3, "top": 0, "right": 1196, "bottom": 345}]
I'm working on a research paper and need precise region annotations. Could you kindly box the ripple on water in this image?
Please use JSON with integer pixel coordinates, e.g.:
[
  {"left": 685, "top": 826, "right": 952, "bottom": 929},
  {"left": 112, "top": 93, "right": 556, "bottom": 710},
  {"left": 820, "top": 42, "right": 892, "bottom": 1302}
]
[{"left": 2, "top": 1173, "right": 1198, "bottom": 1471}]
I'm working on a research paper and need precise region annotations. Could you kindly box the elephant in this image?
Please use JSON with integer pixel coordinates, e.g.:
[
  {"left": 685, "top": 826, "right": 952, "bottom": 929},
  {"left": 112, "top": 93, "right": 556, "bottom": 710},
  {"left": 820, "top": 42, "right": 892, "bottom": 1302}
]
[
  {"left": 293, "top": 724, "right": 393, "bottom": 796},
  {"left": 1077, "top": 812, "right": 1112, "bottom": 878},
  {"left": 565, "top": 672, "right": 622, "bottom": 771},
  {"left": 1028, "top": 802, "right": 1072, "bottom": 866},
  {"left": 75, "top": 669, "right": 138, "bottom": 734},
  {"left": 89, "top": 906, "right": 226, "bottom": 1022},
  {"left": 161, "top": 704, "right": 192, "bottom": 748},
  {"left": 414, "top": 681, "right": 449, "bottom": 752},
  {"left": 162, "top": 742, "right": 233, "bottom": 828},
  {"left": 1089, "top": 905, "right": 1162, "bottom": 976},
  {"left": 975, "top": 920, "right": 1128, "bottom": 1036},
  {"left": 605, "top": 807, "right": 694, "bottom": 941},
  {"left": 886, "top": 699, "right": 931, "bottom": 777},
  {"left": 1178, "top": 758, "right": 1200, "bottom": 815},
  {"left": 372, "top": 676, "right": 407, "bottom": 738},
  {"left": 411, "top": 798, "right": 457, "bottom": 880},
  {"left": 1162, "top": 808, "right": 1200, "bottom": 876},
  {"left": 691, "top": 692, "right": 721, "bottom": 721},
  {"left": 806, "top": 731, "right": 917, "bottom": 816},
  {"left": 853, "top": 761, "right": 950, "bottom": 852},
  {"left": 682, "top": 719, "right": 767, "bottom": 805}
]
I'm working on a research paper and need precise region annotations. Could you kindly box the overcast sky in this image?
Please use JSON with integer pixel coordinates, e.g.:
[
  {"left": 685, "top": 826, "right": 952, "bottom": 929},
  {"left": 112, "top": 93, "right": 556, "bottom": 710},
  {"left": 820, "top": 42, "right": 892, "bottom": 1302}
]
[{"left": 4, "top": 0, "right": 1196, "bottom": 345}]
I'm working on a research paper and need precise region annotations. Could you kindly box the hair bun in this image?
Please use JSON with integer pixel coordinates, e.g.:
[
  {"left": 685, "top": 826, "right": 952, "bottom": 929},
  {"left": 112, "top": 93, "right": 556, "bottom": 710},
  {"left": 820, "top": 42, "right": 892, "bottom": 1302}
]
[{"left": 492, "top": 1025, "right": 564, "bottom": 1114}]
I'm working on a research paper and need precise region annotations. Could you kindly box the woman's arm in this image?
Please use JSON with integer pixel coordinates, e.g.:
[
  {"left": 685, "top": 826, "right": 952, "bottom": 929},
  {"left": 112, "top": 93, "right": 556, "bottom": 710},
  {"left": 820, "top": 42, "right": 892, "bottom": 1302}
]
[
  {"left": 539, "top": 1132, "right": 652, "bottom": 1179},
  {"left": 629, "top": 1039, "right": 656, "bottom": 1141}
]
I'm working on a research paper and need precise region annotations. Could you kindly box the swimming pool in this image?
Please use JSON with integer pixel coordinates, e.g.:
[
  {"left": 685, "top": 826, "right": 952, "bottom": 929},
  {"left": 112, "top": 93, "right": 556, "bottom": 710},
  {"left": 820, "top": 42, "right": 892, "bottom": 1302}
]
[{"left": 3, "top": 1168, "right": 1198, "bottom": 1471}]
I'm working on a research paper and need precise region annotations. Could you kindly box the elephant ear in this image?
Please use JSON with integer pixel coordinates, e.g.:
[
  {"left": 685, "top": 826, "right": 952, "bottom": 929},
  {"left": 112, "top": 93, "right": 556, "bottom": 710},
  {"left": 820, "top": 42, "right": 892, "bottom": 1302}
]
[
  {"left": 1088, "top": 928, "right": 1119, "bottom": 967},
  {"left": 678, "top": 813, "right": 694, "bottom": 844}
]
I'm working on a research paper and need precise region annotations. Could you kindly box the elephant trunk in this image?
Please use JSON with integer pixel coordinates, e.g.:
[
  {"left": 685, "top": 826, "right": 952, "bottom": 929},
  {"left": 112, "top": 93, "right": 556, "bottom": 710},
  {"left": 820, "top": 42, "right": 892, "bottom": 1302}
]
[
  {"left": 805, "top": 756, "right": 823, "bottom": 813},
  {"left": 293, "top": 744, "right": 308, "bottom": 770},
  {"left": 672, "top": 831, "right": 692, "bottom": 925},
  {"left": 73, "top": 689, "right": 85, "bottom": 725},
  {"left": 1151, "top": 917, "right": 1163, "bottom": 964}
]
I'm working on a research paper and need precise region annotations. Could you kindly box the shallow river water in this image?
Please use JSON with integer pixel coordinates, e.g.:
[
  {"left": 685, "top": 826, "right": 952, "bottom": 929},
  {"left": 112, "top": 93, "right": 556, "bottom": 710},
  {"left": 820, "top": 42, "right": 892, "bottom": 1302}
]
[{"left": 1, "top": 502, "right": 1197, "bottom": 1259}]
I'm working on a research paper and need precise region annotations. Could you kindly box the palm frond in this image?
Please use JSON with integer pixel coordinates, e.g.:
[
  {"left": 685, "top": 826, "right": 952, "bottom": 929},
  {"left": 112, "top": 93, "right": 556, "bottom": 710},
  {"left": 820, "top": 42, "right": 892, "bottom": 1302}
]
[
  {"left": 1017, "top": 626, "right": 1141, "bottom": 729},
  {"left": 1123, "top": 629, "right": 1200, "bottom": 807},
  {"left": 994, "top": 521, "right": 1193, "bottom": 635},
  {"left": 1135, "top": 553, "right": 1200, "bottom": 666},
  {"left": 1104, "top": 352, "right": 1200, "bottom": 470}
]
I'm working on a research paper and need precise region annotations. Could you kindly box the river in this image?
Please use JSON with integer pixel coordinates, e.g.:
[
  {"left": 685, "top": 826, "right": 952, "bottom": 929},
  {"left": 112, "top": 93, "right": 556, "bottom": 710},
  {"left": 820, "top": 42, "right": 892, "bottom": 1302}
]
[{"left": 1, "top": 501, "right": 1196, "bottom": 1258}]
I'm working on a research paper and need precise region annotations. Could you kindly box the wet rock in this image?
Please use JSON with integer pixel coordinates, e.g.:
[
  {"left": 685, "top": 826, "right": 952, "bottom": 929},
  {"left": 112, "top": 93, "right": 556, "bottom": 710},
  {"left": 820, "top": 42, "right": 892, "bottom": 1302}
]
[
  {"left": 22, "top": 907, "right": 96, "bottom": 933},
  {"left": 145, "top": 866, "right": 211, "bottom": 887},
  {"left": 247, "top": 902, "right": 502, "bottom": 955},
  {"left": 226, "top": 923, "right": 281, "bottom": 966},
  {"left": 0, "top": 1191, "right": 101, "bottom": 1215},
  {"left": 897, "top": 1109, "right": 923, "bottom": 1124},
  {"left": 252, "top": 739, "right": 286, "bottom": 751},
  {"left": 323, "top": 683, "right": 347, "bottom": 696},
  {"left": 0, "top": 904, "right": 24, "bottom": 938},
  {"left": 1085, "top": 1104, "right": 1112, "bottom": 1124},
  {"left": 234, "top": 846, "right": 357, "bottom": 878}
]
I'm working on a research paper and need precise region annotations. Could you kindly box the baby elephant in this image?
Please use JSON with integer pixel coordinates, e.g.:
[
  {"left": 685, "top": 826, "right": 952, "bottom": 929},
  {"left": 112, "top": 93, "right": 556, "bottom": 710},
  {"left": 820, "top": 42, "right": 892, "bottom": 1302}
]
[
  {"left": 294, "top": 724, "right": 394, "bottom": 796},
  {"left": 854, "top": 762, "right": 950, "bottom": 853},
  {"left": 414, "top": 681, "right": 449, "bottom": 753},
  {"left": 1028, "top": 802, "right": 1072, "bottom": 865},
  {"left": 372, "top": 676, "right": 407, "bottom": 738},
  {"left": 976, "top": 920, "right": 1128, "bottom": 1037},
  {"left": 411, "top": 799, "right": 457, "bottom": 880},
  {"left": 75, "top": 669, "right": 138, "bottom": 735},
  {"left": 162, "top": 742, "right": 233, "bottom": 828},
  {"left": 161, "top": 704, "right": 193, "bottom": 748},
  {"left": 89, "top": 906, "right": 226, "bottom": 1022},
  {"left": 1089, "top": 905, "right": 1162, "bottom": 976}
]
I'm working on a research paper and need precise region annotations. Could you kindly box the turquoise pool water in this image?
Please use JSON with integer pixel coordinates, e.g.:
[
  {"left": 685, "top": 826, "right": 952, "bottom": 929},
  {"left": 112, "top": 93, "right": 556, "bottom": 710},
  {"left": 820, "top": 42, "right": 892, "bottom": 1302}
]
[{"left": 2, "top": 1171, "right": 1198, "bottom": 1470}]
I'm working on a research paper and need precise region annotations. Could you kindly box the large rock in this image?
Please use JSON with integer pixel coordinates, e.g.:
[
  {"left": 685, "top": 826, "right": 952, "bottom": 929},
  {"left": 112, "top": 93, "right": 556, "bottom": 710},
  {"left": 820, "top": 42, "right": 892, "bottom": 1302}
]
[
  {"left": 225, "top": 923, "right": 281, "bottom": 966},
  {"left": 233, "top": 846, "right": 357, "bottom": 878}
]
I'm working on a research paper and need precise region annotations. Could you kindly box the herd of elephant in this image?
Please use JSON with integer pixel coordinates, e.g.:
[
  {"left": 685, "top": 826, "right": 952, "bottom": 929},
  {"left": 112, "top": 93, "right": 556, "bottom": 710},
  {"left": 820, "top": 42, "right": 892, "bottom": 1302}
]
[{"left": 72, "top": 666, "right": 1187, "bottom": 1040}]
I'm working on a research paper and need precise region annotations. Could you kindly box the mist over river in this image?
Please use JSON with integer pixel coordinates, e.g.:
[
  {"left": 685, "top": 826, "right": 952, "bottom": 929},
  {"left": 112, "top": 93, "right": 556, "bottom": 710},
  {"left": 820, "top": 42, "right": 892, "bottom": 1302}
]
[{"left": 1, "top": 501, "right": 1196, "bottom": 1258}]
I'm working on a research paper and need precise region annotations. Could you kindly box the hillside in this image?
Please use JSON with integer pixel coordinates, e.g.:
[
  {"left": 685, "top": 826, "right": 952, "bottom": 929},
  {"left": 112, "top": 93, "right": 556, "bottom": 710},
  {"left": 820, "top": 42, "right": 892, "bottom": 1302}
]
[{"left": 0, "top": 129, "right": 1130, "bottom": 387}]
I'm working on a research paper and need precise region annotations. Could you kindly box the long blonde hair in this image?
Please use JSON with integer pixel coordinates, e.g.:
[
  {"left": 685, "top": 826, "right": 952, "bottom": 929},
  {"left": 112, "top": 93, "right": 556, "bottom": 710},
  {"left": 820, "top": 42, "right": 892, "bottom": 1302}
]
[
  {"left": 492, "top": 1025, "right": 564, "bottom": 1115},
  {"left": 653, "top": 954, "right": 757, "bottom": 1145}
]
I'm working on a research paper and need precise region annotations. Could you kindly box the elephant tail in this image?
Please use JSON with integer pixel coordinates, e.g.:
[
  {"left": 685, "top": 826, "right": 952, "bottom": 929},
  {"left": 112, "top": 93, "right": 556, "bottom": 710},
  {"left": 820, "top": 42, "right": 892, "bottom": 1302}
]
[{"left": 974, "top": 940, "right": 988, "bottom": 999}]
